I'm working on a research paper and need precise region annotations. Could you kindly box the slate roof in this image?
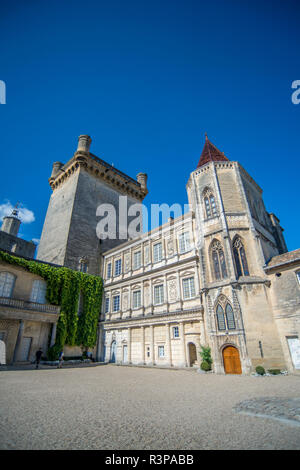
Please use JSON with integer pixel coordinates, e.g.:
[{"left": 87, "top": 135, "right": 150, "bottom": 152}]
[{"left": 266, "top": 248, "right": 300, "bottom": 269}]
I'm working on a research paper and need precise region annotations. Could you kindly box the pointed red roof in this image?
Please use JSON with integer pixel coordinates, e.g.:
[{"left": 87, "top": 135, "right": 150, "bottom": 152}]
[{"left": 197, "top": 134, "right": 229, "bottom": 168}]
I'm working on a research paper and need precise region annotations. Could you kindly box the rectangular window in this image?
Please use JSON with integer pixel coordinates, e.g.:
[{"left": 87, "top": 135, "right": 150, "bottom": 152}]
[
  {"left": 133, "top": 290, "right": 141, "bottom": 309},
  {"left": 114, "top": 259, "right": 122, "bottom": 276},
  {"left": 153, "top": 242, "right": 162, "bottom": 263},
  {"left": 154, "top": 284, "right": 164, "bottom": 305},
  {"left": 113, "top": 295, "right": 120, "bottom": 312},
  {"left": 107, "top": 263, "right": 112, "bottom": 279},
  {"left": 297, "top": 271, "right": 300, "bottom": 286},
  {"left": 182, "top": 277, "right": 196, "bottom": 299},
  {"left": 179, "top": 232, "right": 190, "bottom": 254},
  {"left": 80, "top": 261, "right": 88, "bottom": 273},
  {"left": 30, "top": 280, "right": 47, "bottom": 304},
  {"left": 133, "top": 251, "right": 141, "bottom": 270},
  {"left": 105, "top": 297, "right": 110, "bottom": 314},
  {"left": 146, "top": 346, "right": 150, "bottom": 358},
  {"left": 158, "top": 345, "right": 165, "bottom": 358},
  {"left": 173, "top": 326, "right": 179, "bottom": 338}
]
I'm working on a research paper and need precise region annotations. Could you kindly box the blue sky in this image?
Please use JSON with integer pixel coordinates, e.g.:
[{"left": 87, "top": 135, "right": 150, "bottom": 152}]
[{"left": 0, "top": 0, "right": 299, "bottom": 251}]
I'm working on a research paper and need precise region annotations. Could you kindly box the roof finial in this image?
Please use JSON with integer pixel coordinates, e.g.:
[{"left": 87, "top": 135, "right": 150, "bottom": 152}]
[{"left": 205, "top": 132, "right": 208, "bottom": 140}]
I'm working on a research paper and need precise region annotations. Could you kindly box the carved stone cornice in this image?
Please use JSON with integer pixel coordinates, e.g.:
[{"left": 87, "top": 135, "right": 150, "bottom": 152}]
[{"left": 101, "top": 307, "right": 204, "bottom": 329}]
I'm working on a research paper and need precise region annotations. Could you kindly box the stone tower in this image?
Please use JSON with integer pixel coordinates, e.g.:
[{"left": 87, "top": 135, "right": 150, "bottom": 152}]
[
  {"left": 186, "top": 135, "right": 287, "bottom": 373},
  {"left": 0, "top": 204, "right": 36, "bottom": 258},
  {"left": 37, "top": 135, "right": 148, "bottom": 275}
]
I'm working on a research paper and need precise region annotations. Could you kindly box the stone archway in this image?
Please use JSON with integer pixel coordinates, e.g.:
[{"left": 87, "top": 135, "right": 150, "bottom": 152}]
[
  {"left": 188, "top": 342, "right": 197, "bottom": 367},
  {"left": 222, "top": 345, "right": 242, "bottom": 374}
]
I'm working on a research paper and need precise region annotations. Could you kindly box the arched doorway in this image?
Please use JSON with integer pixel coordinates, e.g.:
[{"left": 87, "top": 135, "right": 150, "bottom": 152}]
[
  {"left": 110, "top": 341, "right": 117, "bottom": 363},
  {"left": 222, "top": 345, "right": 242, "bottom": 374},
  {"left": 188, "top": 342, "right": 197, "bottom": 367}
]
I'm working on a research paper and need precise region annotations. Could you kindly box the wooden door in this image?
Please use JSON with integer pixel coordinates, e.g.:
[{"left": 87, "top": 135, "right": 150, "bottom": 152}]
[
  {"left": 222, "top": 346, "right": 242, "bottom": 374},
  {"left": 188, "top": 343, "right": 197, "bottom": 367}
]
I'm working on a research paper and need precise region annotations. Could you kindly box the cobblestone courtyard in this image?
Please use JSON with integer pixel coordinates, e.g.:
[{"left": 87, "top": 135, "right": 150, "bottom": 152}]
[{"left": 1, "top": 365, "right": 300, "bottom": 450}]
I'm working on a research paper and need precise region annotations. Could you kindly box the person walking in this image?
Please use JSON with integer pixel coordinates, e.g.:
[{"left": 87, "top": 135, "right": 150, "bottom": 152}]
[
  {"left": 57, "top": 350, "right": 64, "bottom": 368},
  {"left": 35, "top": 347, "right": 43, "bottom": 369}
]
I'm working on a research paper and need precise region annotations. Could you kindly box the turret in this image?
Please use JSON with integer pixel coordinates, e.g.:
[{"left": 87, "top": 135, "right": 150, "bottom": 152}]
[{"left": 1, "top": 205, "right": 21, "bottom": 237}]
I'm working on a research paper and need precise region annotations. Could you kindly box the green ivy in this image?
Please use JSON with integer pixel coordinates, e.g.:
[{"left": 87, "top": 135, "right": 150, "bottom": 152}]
[{"left": 0, "top": 250, "right": 103, "bottom": 360}]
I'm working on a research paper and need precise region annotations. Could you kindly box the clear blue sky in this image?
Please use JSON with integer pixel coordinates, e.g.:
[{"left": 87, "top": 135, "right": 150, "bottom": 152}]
[{"left": 0, "top": 0, "right": 299, "bottom": 251}]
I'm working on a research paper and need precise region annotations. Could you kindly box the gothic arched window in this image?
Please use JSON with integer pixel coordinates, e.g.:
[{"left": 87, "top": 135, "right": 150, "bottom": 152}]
[
  {"left": 216, "top": 297, "right": 236, "bottom": 331},
  {"left": 211, "top": 240, "right": 228, "bottom": 280},
  {"left": 203, "top": 188, "right": 218, "bottom": 219},
  {"left": 233, "top": 237, "right": 249, "bottom": 277}
]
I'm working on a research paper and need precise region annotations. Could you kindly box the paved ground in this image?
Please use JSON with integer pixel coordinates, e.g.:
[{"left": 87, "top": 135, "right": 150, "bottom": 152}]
[{"left": 1, "top": 364, "right": 300, "bottom": 450}]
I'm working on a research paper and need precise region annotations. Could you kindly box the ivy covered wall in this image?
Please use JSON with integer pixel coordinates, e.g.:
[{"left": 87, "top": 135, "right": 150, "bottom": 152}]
[{"left": 0, "top": 250, "right": 103, "bottom": 359}]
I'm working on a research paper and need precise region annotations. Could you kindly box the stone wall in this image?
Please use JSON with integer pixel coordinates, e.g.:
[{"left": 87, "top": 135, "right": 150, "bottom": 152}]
[{"left": 0, "top": 231, "right": 36, "bottom": 258}]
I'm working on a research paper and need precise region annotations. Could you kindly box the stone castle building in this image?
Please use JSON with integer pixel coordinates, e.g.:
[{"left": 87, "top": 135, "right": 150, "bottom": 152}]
[
  {"left": 2, "top": 134, "right": 299, "bottom": 373},
  {"left": 0, "top": 208, "right": 58, "bottom": 364}
]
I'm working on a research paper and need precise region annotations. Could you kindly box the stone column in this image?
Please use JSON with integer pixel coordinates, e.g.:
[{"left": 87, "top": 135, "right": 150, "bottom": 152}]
[
  {"left": 150, "top": 324, "right": 155, "bottom": 365},
  {"left": 176, "top": 272, "right": 182, "bottom": 308},
  {"left": 50, "top": 323, "right": 57, "bottom": 347},
  {"left": 12, "top": 320, "right": 25, "bottom": 364},
  {"left": 141, "top": 326, "right": 145, "bottom": 364},
  {"left": 166, "top": 323, "right": 172, "bottom": 366},
  {"left": 199, "top": 312, "right": 206, "bottom": 346},
  {"left": 128, "top": 327, "right": 132, "bottom": 364},
  {"left": 163, "top": 274, "right": 168, "bottom": 312},
  {"left": 179, "top": 322, "right": 187, "bottom": 367}
]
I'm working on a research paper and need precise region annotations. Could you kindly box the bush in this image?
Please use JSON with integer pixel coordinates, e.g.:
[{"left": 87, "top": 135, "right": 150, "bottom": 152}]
[
  {"left": 255, "top": 365, "right": 265, "bottom": 375},
  {"left": 200, "top": 360, "right": 211, "bottom": 372},
  {"left": 267, "top": 369, "right": 281, "bottom": 375},
  {"left": 199, "top": 346, "right": 213, "bottom": 367}
]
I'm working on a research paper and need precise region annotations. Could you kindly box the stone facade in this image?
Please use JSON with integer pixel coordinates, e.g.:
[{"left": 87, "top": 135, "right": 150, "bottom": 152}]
[
  {"left": 98, "top": 137, "right": 300, "bottom": 374},
  {"left": 19, "top": 133, "right": 300, "bottom": 374},
  {"left": 0, "top": 260, "right": 60, "bottom": 364}
]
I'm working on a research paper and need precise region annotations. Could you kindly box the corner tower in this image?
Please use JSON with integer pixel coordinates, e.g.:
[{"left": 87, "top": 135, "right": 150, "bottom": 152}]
[
  {"left": 37, "top": 135, "right": 148, "bottom": 275},
  {"left": 186, "top": 134, "right": 287, "bottom": 374}
]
